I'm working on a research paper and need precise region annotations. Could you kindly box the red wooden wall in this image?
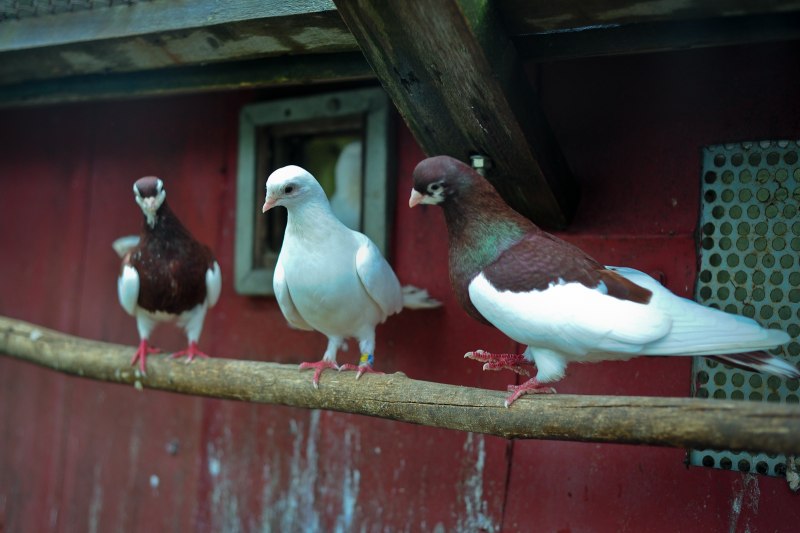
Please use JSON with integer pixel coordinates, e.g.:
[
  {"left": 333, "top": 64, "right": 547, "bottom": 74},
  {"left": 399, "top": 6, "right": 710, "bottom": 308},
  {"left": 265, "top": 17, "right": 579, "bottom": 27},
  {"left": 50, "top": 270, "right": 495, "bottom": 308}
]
[{"left": 1, "top": 40, "right": 799, "bottom": 532}]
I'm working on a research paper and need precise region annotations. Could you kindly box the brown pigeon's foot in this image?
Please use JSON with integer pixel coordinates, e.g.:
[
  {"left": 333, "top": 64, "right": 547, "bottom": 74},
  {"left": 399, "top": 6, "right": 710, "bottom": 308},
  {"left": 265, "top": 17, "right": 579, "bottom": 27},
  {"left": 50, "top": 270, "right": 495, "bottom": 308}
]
[
  {"left": 299, "top": 360, "right": 339, "bottom": 389},
  {"left": 131, "top": 339, "right": 161, "bottom": 375},
  {"left": 465, "top": 349, "right": 534, "bottom": 376},
  {"left": 170, "top": 341, "right": 210, "bottom": 364},
  {"left": 504, "top": 378, "right": 556, "bottom": 408}
]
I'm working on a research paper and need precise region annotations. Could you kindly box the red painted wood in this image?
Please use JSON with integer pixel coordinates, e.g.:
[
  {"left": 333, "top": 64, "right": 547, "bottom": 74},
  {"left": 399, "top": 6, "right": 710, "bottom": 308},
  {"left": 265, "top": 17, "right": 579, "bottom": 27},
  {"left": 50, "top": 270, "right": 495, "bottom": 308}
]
[
  {"left": 501, "top": 40, "right": 800, "bottom": 532},
  {"left": 2, "top": 39, "right": 800, "bottom": 532}
]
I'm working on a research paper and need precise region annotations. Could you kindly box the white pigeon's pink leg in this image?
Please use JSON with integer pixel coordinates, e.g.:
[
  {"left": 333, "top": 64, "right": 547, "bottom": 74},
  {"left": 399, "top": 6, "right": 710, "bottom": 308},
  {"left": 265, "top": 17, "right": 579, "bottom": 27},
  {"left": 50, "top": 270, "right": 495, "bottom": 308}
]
[
  {"left": 131, "top": 339, "right": 161, "bottom": 375},
  {"left": 504, "top": 378, "right": 556, "bottom": 408},
  {"left": 464, "top": 349, "right": 534, "bottom": 376},
  {"left": 300, "top": 337, "right": 342, "bottom": 389},
  {"left": 170, "top": 341, "right": 211, "bottom": 363},
  {"left": 339, "top": 335, "right": 385, "bottom": 380}
]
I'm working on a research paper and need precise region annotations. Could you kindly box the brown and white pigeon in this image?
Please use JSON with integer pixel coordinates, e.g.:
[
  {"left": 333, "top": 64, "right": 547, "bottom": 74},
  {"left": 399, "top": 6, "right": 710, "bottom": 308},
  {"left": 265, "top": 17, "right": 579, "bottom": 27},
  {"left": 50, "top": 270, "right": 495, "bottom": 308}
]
[
  {"left": 410, "top": 155, "right": 797, "bottom": 407},
  {"left": 263, "top": 165, "right": 439, "bottom": 388},
  {"left": 115, "top": 176, "right": 221, "bottom": 374}
]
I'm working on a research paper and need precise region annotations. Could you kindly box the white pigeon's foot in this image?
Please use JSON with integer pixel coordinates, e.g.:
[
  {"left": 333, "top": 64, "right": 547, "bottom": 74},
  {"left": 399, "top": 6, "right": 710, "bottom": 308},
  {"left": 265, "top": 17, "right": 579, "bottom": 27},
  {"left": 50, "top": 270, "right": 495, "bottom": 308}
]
[
  {"left": 170, "top": 341, "right": 211, "bottom": 364},
  {"left": 464, "top": 349, "right": 534, "bottom": 376},
  {"left": 299, "top": 360, "right": 339, "bottom": 389},
  {"left": 339, "top": 363, "right": 385, "bottom": 380},
  {"left": 339, "top": 352, "right": 385, "bottom": 380},
  {"left": 504, "top": 378, "right": 557, "bottom": 408}
]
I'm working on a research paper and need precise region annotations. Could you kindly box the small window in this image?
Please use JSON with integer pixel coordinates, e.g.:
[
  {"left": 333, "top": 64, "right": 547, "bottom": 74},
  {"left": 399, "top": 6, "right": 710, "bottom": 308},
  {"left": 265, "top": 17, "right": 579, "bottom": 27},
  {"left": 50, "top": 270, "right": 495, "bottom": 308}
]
[{"left": 234, "top": 87, "right": 394, "bottom": 295}]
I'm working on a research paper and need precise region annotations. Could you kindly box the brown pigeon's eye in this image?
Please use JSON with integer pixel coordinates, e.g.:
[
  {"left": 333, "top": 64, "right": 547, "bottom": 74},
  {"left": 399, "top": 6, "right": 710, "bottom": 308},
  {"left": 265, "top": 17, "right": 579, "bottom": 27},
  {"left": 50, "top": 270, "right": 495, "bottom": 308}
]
[{"left": 428, "top": 182, "right": 443, "bottom": 193}]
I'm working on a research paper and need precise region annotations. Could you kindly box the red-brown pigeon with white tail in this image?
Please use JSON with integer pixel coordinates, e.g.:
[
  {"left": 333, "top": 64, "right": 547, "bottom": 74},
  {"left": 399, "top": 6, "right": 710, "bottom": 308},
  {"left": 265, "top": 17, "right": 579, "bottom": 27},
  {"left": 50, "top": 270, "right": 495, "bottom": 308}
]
[
  {"left": 410, "top": 155, "right": 797, "bottom": 407},
  {"left": 115, "top": 176, "right": 221, "bottom": 374}
]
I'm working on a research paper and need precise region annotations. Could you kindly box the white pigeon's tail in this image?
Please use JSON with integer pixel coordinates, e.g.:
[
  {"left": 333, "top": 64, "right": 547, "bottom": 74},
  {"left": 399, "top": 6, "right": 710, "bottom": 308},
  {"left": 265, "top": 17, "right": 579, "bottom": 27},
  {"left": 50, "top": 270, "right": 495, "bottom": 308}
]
[
  {"left": 401, "top": 285, "right": 441, "bottom": 309},
  {"left": 112, "top": 235, "right": 140, "bottom": 258},
  {"left": 710, "top": 351, "right": 800, "bottom": 380}
]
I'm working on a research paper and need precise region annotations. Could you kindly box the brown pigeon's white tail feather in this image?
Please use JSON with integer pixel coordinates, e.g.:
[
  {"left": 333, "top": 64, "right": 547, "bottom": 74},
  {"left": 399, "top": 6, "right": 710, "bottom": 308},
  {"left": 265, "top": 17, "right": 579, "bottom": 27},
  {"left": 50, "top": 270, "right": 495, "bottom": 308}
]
[
  {"left": 401, "top": 285, "right": 441, "bottom": 309},
  {"left": 112, "top": 235, "right": 140, "bottom": 258},
  {"left": 711, "top": 352, "right": 800, "bottom": 379}
]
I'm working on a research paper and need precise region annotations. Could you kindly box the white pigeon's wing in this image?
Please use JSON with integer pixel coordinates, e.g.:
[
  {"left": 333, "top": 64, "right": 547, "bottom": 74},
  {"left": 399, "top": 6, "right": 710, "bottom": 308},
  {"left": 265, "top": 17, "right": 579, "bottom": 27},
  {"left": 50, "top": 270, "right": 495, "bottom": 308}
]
[
  {"left": 273, "top": 256, "right": 314, "bottom": 331},
  {"left": 118, "top": 264, "right": 140, "bottom": 316},
  {"left": 468, "top": 272, "right": 671, "bottom": 357},
  {"left": 354, "top": 233, "right": 403, "bottom": 317},
  {"left": 205, "top": 261, "right": 222, "bottom": 308},
  {"left": 608, "top": 267, "right": 790, "bottom": 355}
]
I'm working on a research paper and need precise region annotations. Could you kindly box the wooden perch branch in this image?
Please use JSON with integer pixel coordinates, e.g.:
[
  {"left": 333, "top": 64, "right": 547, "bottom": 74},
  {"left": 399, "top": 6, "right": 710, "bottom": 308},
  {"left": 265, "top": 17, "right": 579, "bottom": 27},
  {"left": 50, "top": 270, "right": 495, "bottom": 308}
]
[{"left": 1, "top": 314, "right": 799, "bottom": 454}]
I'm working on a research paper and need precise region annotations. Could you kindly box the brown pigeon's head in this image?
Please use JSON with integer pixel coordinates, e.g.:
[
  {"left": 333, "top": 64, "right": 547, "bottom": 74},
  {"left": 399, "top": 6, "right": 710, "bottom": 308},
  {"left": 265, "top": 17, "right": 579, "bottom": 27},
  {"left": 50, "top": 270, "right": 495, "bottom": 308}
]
[
  {"left": 409, "top": 155, "right": 483, "bottom": 208},
  {"left": 133, "top": 176, "right": 166, "bottom": 227}
]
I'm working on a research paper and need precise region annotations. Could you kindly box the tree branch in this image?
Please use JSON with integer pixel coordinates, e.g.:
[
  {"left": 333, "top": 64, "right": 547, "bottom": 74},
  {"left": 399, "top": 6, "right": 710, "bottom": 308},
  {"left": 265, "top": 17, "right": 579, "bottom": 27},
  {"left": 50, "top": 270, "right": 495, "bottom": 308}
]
[{"left": 1, "top": 314, "right": 798, "bottom": 454}]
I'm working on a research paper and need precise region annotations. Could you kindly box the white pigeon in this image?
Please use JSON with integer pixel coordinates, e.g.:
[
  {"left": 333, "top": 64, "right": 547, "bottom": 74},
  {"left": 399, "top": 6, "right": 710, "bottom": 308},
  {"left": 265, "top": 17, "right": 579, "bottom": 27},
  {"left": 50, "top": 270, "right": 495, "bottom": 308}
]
[{"left": 263, "top": 165, "right": 439, "bottom": 388}]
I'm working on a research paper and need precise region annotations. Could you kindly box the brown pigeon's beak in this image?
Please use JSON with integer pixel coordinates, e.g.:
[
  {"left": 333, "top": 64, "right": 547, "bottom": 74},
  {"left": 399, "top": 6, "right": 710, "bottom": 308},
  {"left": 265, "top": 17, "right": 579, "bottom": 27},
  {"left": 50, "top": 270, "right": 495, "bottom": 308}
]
[
  {"left": 408, "top": 189, "right": 424, "bottom": 208},
  {"left": 262, "top": 196, "right": 277, "bottom": 213}
]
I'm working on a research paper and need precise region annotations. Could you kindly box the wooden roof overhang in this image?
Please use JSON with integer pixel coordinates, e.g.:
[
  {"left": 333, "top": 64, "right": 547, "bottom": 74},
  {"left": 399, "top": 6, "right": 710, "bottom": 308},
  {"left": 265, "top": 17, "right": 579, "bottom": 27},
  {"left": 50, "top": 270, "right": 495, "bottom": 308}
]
[{"left": 1, "top": 0, "right": 798, "bottom": 227}]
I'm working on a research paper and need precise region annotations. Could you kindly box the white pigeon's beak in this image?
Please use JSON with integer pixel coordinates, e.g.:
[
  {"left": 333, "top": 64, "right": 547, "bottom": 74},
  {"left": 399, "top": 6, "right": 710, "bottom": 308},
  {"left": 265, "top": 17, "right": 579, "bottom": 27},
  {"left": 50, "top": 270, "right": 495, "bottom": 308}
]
[
  {"left": 262, "top": 196, "right": 277, "bottom": 213},
  {"left": 408, "top": 189, "right": 424, "bottom": 208}
]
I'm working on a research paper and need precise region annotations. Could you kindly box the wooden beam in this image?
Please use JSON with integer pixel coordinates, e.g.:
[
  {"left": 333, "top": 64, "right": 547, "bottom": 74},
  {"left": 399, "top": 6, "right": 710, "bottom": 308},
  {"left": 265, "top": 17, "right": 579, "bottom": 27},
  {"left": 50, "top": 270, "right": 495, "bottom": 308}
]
[
  {"left": 495, "top": 0, "right": 800, "bottom": 35},
  {"left": 2, "top": 314, "right": 800, "bottom": 454},
  {"left": 0, "top": 0, "right": 357, "bottom": 84},
  {"left": 0, "top": 53, "right": 373, "bottom": 108},
  {"left": 514, "top": 12, "right": 800, "bottom": 61},
  {"left": 334, "top": 0, "right": 579, "bottom": 227}
]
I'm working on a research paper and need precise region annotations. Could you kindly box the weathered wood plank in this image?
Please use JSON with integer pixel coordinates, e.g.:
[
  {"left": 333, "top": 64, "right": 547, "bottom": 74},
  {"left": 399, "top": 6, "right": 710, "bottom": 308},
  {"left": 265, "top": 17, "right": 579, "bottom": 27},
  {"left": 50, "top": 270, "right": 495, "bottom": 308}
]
[
  {"left": 514, "top": 12, "right": 800, "bottom": 61},
  {"left": 496, "top": 0, "right": 800, "bottom": 35},
  {"left": 2, "top": 314, "right": 800, "bottom": 455},
  {"left": 0, "top": 0, "right": 356, "bottom": 84},
  {"left": 0, "top": 53, "right": 373, "bottom": 108},
  {"left": 334, "top": 0, "right": 579, "bottom": 227}
]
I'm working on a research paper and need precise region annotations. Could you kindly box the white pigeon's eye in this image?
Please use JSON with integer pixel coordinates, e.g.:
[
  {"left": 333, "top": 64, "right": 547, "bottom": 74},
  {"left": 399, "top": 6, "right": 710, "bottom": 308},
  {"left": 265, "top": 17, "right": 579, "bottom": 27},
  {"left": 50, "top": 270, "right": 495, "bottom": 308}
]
[{"left": 284, "top": 185, "right": 295, "bottom": 194}]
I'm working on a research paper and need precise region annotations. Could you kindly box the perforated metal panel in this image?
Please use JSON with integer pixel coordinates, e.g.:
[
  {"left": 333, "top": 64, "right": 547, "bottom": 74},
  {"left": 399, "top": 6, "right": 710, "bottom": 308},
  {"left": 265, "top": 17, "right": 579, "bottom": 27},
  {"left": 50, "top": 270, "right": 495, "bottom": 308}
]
[{"left": 690, "top": 140, "right": 800, "bottom": 477}]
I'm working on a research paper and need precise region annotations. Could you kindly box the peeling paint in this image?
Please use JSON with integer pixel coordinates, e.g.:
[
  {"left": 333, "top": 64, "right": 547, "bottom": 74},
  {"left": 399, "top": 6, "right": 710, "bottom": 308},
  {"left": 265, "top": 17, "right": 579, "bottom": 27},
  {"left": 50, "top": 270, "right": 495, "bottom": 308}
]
[
  {"left": 29, "top": 328, "right": 42, "bottom": 341},
  {"left": 207, "top": 435, "right": 244, "bottom": 533},
  {"left": 457, "top": 434, "right": 497, "bottom": 533},
  {"left": 729, "top": 474, "right": 760, "bottom": 533},
  {"left": 88, "top": 462, "right": 103, "bottom": 533},
  {"left": 149, "top": 474, "right": 160, "bottom": 491}
]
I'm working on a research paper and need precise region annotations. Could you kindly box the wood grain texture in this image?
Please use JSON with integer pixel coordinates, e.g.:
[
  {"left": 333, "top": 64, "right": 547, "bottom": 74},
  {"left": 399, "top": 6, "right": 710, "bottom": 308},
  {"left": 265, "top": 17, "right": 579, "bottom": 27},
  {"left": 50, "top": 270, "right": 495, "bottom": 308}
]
[
  {"left": 334, "top": 0, "right": 579, "bottom": 227},
  {"left": 3, "top": 314, "right": 799, "bottom": 455},
  {"left": 0, "top": 0, "right": 355, "bottom": 84},
  {"left": 496, "top": 0, "right": 800, "bottom": 34}
]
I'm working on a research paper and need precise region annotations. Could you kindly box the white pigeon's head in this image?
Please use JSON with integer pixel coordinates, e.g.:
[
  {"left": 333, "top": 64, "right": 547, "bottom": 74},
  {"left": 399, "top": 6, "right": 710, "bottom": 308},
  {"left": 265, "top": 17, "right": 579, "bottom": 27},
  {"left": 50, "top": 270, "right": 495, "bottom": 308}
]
[
  {"left": 262, "top": 165, "right": 325, "bottom": 212},
  {"left": 133, "top": 176, "right": 166, "bottom": 228}
]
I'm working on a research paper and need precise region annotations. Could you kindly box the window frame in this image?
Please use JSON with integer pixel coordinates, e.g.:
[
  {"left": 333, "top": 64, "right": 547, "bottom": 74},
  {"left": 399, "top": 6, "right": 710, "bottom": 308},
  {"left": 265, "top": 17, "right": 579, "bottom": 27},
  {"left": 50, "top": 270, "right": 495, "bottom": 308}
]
[{"left": 234, "top": 87, "right": 394, "bottom": 296}]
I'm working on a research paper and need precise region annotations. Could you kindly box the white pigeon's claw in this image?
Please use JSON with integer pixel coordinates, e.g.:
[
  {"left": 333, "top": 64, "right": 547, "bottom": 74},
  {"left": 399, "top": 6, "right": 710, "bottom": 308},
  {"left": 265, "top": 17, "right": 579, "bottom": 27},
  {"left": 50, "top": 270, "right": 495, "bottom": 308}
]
[{"left": 401, "top": 285, "right": 441, "bottom": 309}]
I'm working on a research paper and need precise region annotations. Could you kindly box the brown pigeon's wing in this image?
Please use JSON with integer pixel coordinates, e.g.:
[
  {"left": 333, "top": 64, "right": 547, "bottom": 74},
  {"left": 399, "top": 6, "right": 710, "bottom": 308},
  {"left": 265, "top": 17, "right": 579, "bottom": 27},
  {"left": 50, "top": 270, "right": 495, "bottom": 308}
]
[{"left": 483, "top": 232, "right": 652, "bottom": 305}]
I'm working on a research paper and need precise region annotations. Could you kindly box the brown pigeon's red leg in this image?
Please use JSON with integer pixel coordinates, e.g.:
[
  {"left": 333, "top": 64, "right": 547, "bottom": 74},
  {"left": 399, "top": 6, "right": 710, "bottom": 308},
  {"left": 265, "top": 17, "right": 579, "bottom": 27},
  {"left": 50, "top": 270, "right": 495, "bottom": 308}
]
[
  {"left": 504, "top": 378, "right": 556, "bottom": 408},
  {"left": 170, "top": 341, "right": 210, "bottom": 363},
  {"left": 339, "top": 353, "right": 385, "bottom": 379},
  {"left": 131, "top": 339, "right": 161, "bottom": 374},
  {"left": 299, "top": 360, "right": 340, "bottom": 389},
  {"left": 464, "top": 349, "right": 534, "bottom": 376}
]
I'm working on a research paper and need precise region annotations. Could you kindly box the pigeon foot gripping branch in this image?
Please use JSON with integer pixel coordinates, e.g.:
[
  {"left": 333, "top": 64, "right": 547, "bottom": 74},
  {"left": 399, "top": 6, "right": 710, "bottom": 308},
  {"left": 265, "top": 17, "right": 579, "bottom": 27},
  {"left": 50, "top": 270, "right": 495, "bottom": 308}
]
[
  {"left": 115, "top": 176, "right": 222, "bottom": 375},
  {"left": 263, "top": 165, "right": 440, "bottom": 388},
  {"left": 410, "top": 155, "right": 799, "bottom": 407}
]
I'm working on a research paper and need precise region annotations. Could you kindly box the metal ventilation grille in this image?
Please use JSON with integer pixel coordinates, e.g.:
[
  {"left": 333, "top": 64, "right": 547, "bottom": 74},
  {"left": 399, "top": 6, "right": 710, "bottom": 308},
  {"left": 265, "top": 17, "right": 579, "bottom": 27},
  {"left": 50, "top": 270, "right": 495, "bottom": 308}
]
[
  {"left": 690, "top": 140, "right": 800, "bottom": 477},
  {"left": 0, "top": 1, "right": 143, "bottom": 22}
]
